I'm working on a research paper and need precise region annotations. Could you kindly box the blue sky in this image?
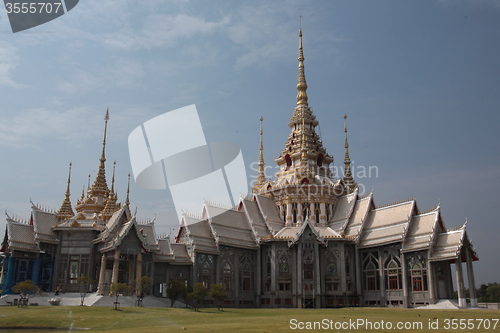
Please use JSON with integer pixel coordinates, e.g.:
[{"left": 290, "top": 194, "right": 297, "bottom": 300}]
[{"left": 0, "top": 0, "right": 499, "bottom": 285}]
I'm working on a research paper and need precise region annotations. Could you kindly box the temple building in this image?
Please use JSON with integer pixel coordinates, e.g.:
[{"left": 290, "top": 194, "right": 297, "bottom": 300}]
[{"left": 1, "top": 30, "right": 478, "bottom": 308}]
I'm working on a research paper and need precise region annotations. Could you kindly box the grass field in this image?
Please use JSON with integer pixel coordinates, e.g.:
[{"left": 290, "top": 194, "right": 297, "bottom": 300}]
[{"left": 0, "top": 306, "right": 499, "bottom": 332}]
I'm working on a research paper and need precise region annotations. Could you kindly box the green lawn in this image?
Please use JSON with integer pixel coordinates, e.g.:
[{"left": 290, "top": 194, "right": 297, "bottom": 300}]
[{"left": 0, "top": 306, "right": 498, "bottom": 332}]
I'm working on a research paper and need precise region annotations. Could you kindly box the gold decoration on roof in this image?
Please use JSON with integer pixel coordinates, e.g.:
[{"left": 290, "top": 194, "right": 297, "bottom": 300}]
[
  {"left": 75, "top": 110, "right": 112, "bottom": 215},
  {"left": 296, "top": 29, "right": 308, "bottom": 106},
  {"left": 100, "top": 161, "right": 118, "bottom": 220},
  {"left": 343, "top": 114, "right": 356, "bottom": 193},
  {"left": 56, "top": 162, "right": 75, "bottom": 220},
  {"left": 253, "top": 117, "right": 266, "bottom": 192},
  {"left": 273, "top": 28, "right": 334, "bottom": 184}
]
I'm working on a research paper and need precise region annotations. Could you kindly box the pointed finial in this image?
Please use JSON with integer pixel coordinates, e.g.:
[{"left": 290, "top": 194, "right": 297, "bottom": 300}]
[
  {"left": 254, "top": 117, "right": 266, "bottom": 192},
  {"left": 296, "top": 27, "right": 308, "bottom": 106},
  {"left": 66, "top": 162, "right": 72, "bottom": 194},
  {"left": 87, "top": 174, "right": 91, "bottom": 196},
  {"left": 110, "top": 161, "right": 116, "bottom": 195},
  {"left": 101, "top": 108, "right": 109, "bottom": 162},
  {"left": 299, "top": 9, "right": 302, "bottom": 30},
  {"left": 125, "top": 173, "right": 131, "bottom": 206},
  {"left": 56, "top": 161, "right": 75, "bottom": 219},
  {"left": 343, "top": 114, "right": 356, "bottom": 193}
]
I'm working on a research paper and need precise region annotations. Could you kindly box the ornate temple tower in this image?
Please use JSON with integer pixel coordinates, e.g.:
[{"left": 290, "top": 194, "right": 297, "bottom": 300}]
[{"left": 255, "top": 29, "right": 347, "bottom": 227}]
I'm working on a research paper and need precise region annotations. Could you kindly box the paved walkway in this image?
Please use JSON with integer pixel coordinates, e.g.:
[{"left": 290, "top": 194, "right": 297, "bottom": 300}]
[
  {"left": 0, "top": 293, "right": 186, "bottom": 308},
  {"left": 416, "top": 299, "right": 460, "bottom": 309}
]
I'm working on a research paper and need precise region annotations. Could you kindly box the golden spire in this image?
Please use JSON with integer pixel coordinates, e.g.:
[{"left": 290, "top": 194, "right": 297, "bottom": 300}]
[
  {"left": 56, "top": 162, "right": 75, "bottom": 220},
  {"left": 100, "top": 161, "right": 118, "bottom": 220},
  {"left": 87, "top": 174, "right": 91, "bottom": 196},
  {"left": 89, "top": 109, "right": 110, "bottom": 201},
  {"left": 110, "top": 161, "right": 116, "bottom": 198},
  {"left": 274, "top": 26, "right": 334, "bottom": 183},
  {"left": 125, "top": 173, "right": 131, "bottom": 206},
  {"left": 254, "top": 117, "right": 266, "bottom": 192},
  {"left": 79, "top": 186, "right": 85, "bottom": 201},
  {"left": 296, "top": 29, "right": 308, "bottom": 106},
  {"left": 343, "top": 114, "right": 356, "bottom": 193}
]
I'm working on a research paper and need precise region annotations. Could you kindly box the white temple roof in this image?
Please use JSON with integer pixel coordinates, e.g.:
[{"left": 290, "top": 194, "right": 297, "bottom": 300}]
[{"left": 358, "top": 200, "right": 414, "bottom": 248}]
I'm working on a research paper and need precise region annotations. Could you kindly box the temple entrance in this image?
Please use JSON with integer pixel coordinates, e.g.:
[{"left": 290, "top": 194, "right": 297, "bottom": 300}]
[{"left": 304, "top": 298, "right": 315, "bottom": 308}]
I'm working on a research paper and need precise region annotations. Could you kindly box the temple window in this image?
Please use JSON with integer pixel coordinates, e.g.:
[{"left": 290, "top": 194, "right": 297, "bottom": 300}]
[
  {"left": 317, "top": 154, "right": 323, "bottom": 167},
  {"left": 362, "top": 252, "right": 380, "bottom": 291},
  {"left": 197, "top": 253, "right": 215, "bottom": 288},
  {"left": 408, "top": 254, "right": 428, "bottom": 292},
  {"left": 384, "top": 254, "right": 402, "bottom": 290},
  {"left": 285, "top": 154, "right": 292, "bottom": 170},
  {"left": 302, "top": 202, "right": 310, "bottom": 220},
  {"left": 315, "top": 203, "right": 321, "bottom": 224},
  {"left": 292, "top": 203, "right": 298, "bottom": 223}
]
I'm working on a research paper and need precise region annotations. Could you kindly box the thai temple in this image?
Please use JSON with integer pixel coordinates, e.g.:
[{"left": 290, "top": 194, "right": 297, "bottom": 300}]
[{"left": 0, "top": 30, "right": 478, "bottom": 308}]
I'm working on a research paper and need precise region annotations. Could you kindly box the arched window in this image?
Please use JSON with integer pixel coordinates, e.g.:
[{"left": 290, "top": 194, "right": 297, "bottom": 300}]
[
  {"left": 302, "top": 203, "right": 310, "bottom": 220},
  {"left": 362, "top": 252, "right": 380, "bottom": 291},
  {"left": 285, "top": 154, "right": 292, "bottom": 171},
  {"left": 408, "top": 254, "right": 428, "bottom": 292},
  {"left": 292, "top": 203, "right": 298, "bottom": 223},
  {"left": 317, "top": 154, "right": 323, "bottom": 167},
  {"left": 384, "top": 253, "right": 402, "bottom": 290},
  {"left": 315, "top": 203, "right": 321, "bottom": 224}
]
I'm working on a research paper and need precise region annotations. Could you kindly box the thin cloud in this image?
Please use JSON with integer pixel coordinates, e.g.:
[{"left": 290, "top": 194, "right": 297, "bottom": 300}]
[
  {"left": 0, "top": 45, "right": 27, "bottom": 88},
  {"left": 0, "top": 107, "right": 94, "bottom": 149},
  {"left": 103, "top": 14, "right": 230, "bottom": 51}
]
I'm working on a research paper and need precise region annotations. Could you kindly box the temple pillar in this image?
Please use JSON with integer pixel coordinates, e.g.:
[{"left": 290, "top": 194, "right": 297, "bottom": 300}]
[
  {"left": 191, "top": 253, "right": 197, "bottom": 285},
  {"left": 0, "top": 257, "right": 5, "bottom": 286},
  {"left": 378, "top": 249, "right": 385, "bottom": 306},
  {"left": 128, "top": 257, "right": 135, "bottom": 287},
  {"left": 465, "top": 247, "right": 478, "bottom": 307},
  {"left": 136, "top": 253, "right": 142, "bottom": 282},
  {"left": 339, "top": 243, "right": 347, "bottom": 294},
  {"left": 285, "top": 201, "right": 292, "bottom": 227},
  {"left": 314, "top": 241, "right": 321, "bottom": 308},
  {"left": 401, "top": 252, "right": 409, "bottom": 308},
  {"left": 256, "top": 247, "right": 261, "bottom": 304},
  {"left": 427, "top": 257, "right": 436, "bottom": 304},
  {"left": 319, "top": 202, "right": 327, "bottom": 226},
  {"left": 455, "top": 255, "right": 466, "bottom": 308},
  {"left": 297, "top": 242, "right": 302, "bottom": 308},
  {"left": 97, "top": 254, "right": 107, "bottom": 295},
  {"left": 355, "top": 249, "right": 362, "bottom": 304},
  {"left": 111, "top": 250, "right": 120, "bottom": 286},
  {"left": 309, "top": 203, "right": 315, "bottom": 226},
  {"left": 4, "top": 254, "right": 15, "bottom": 293},
  {"left": 32, "top": 257, "right": 41, "bottom": 286},
  {"left": 270, "top": 243, "right": 276, "bottom": 295},
  {"left": 296, "top": 203, "right": 303, "bottom": 226}
]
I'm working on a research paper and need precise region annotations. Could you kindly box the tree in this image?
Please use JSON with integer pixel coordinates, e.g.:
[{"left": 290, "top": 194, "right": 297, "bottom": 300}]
[
  {"left": 77, "top": 276, "right": 95, "bottom": 306},
  {"left": 487, "top": 284, "right": 500, "bottom": 302},
  {"left": 135, "top": 276, "right": 153, "bottom": 306},
  {"left": 110, "top": 282, "right": 130, "bottom": 310},
  {"left": 209, "top": 284, "right": 227, "bottom": 311},
  {"left": 477, "top": 282, "right": 500, "bottom": 302},
  {"left": 12, "top": 280, "right": 40, "bottom": 308},
  {"left": 166, "top": 279, "right": 186, "bottom": 307},
  {"left": 183, "top": 285, "right": 193, "bottom": 308},
  {"left": 187, "top": 282, "right": 207, "bottom": 311}
]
